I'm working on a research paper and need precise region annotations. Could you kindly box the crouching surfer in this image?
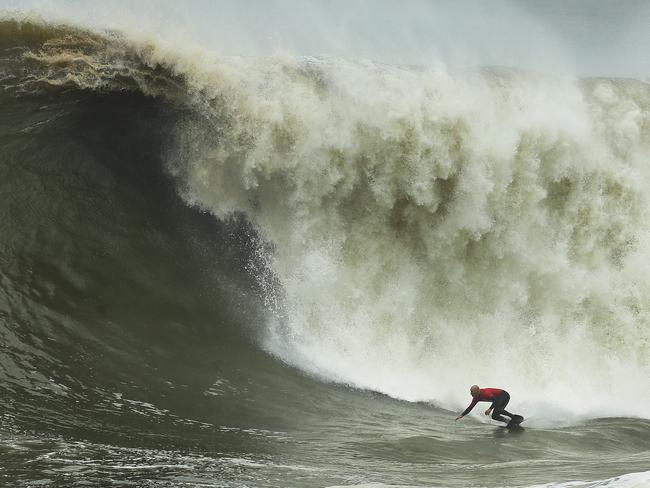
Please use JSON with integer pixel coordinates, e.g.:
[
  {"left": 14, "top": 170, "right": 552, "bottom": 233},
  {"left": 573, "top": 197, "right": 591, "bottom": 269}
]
[{"left": 455, "top": 385, "right": 523, "bottom": 426}]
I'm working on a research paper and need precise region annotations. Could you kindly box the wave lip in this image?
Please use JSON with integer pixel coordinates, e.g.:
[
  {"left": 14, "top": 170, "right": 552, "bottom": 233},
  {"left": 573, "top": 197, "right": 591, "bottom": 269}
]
[{"left": 0, "top": 18, "right": 188, "bottom": 99}]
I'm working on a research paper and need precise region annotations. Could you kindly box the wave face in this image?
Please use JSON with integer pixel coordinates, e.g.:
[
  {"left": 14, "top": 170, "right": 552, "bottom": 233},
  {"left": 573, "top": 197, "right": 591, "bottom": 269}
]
[{"left": 1, "top": 19, "right": 650, "bottom": 488}]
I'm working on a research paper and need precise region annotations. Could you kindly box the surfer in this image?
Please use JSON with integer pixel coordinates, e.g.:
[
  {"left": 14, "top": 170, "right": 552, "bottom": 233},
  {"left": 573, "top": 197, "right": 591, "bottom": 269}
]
[{"left": 455, "top": 385, "right": 520, "bottom": 425}]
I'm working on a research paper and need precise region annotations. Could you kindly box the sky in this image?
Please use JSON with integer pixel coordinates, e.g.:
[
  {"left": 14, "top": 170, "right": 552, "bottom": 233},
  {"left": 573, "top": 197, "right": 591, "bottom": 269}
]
[{"left": 1, "top": 0, "right": 649, "bottom": 78}]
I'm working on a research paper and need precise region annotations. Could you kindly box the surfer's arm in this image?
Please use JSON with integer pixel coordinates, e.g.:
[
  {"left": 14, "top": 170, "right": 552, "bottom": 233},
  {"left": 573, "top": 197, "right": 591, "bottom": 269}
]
[
  {"left": 457, "top": 398, "right": 479, "bottom": 419},
  {"left": 485, "top": 399, "right": 498, "bottom": 415}
]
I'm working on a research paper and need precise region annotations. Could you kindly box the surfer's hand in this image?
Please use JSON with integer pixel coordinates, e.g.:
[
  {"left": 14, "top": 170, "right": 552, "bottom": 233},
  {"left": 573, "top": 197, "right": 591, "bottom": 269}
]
[
  {"left": 455, "top": 416, "right": 463, "bottom": 421},
  {"left": 485, "top": 409, "right": 492, "bottom": 416}
]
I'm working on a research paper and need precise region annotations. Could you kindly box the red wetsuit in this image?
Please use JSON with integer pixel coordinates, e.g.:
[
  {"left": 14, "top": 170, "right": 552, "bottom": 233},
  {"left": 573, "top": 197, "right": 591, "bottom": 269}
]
[{"left": 461, "top": 388, "right": 505, "bottom": 417}]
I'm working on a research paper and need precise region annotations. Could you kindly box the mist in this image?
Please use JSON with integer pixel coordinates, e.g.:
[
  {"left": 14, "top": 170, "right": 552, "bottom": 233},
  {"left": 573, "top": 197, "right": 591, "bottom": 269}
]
[{"left": 1, "top": 0, "right": 649, "bottom": 78}]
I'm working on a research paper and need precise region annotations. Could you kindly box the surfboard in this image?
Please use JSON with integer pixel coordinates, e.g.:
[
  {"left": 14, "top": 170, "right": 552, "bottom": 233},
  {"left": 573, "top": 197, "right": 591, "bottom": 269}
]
[{"left": 506, "top": 414, "right": 524, "bottom": 429}]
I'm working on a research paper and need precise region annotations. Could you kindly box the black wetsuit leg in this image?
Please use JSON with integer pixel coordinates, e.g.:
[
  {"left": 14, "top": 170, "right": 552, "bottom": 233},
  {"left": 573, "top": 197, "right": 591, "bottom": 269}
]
[{"left": 491, "top": 391, "right": 513, "bottom": 423}]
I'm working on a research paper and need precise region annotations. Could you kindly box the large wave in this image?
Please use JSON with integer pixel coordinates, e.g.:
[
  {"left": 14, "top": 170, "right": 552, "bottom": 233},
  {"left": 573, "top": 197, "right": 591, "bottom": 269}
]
[
  {"left": 6, "top": 18, "right": 650, "bottom": 421},
  {"left": 176, "top": 62, "right": 650, "bottom": 420}
]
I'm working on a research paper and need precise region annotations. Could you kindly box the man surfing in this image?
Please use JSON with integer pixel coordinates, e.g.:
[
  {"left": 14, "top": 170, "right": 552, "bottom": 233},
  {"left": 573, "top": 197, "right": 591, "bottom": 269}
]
[{"left": 455, "top": 385, "right": 523, "bottom": 427}]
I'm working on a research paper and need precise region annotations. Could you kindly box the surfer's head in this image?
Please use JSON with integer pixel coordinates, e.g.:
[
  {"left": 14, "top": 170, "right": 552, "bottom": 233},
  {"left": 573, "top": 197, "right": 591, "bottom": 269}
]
[{"left": 470, "top": 385, "right": 480, "bottom": 397}]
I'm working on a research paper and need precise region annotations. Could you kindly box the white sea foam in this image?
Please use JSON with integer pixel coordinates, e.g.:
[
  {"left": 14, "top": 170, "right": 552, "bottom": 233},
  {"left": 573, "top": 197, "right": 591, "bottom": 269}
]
[
  {"left": 529, "top": 470, "right": 650, "bottom": 488},
  {"left": 326, "top": 471, "right": 650, "bottom": 488}
]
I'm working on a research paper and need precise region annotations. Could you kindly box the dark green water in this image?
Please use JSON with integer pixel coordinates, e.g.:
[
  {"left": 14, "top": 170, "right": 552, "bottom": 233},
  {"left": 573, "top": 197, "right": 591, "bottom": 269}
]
[{"left": 0, "top": 20, "right": 649, "bottom": 487}]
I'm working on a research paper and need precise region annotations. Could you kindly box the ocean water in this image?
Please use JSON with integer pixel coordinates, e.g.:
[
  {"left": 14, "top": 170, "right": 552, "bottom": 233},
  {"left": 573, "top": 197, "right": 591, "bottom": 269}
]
[{"left": 1, "top": 11, "right": 650, "bottom": 488}]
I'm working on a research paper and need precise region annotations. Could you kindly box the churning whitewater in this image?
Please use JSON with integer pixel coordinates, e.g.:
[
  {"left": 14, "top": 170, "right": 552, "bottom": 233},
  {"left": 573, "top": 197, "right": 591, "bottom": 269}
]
[
  {"left": 124, "top": 20, "right": 650, "bottom": 416},
  {"left": 179, "top": 56, "right": 650, "bottom": 418},
  {"left": 1, "top": 15, "right": 650, "bottom": 488}
]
